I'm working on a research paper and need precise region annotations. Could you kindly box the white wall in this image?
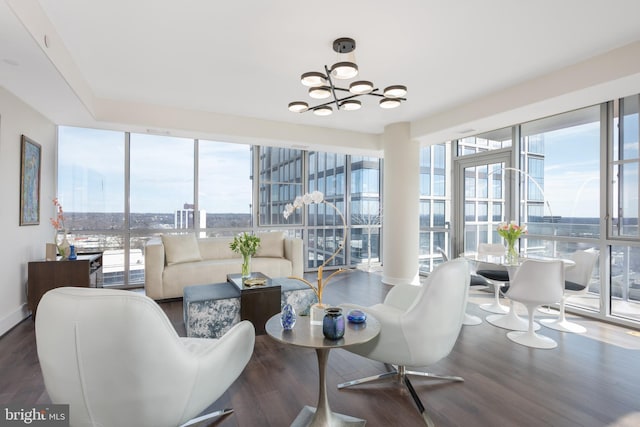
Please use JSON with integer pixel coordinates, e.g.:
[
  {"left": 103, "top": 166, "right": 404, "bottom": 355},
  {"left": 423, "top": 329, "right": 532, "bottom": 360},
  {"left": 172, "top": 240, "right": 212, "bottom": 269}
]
[{"left": 0, "top": 86, "right": 56, "bottom": 336}]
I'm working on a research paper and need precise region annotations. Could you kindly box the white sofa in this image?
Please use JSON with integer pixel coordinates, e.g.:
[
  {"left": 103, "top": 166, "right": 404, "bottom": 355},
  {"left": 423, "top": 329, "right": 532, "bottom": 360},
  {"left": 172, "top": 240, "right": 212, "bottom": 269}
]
[{"left": 145, "top": 232, "right": 303, "bottom": 300}]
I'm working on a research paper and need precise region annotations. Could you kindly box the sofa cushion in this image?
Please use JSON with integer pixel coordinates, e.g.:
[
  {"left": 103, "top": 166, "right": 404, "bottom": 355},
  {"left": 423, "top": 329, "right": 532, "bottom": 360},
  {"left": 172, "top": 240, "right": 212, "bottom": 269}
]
[
  {"left": 198, "top": 237, "right": 237, "bottom": 260},
  {"left": 162, "top": 234, "right": 202, "bottom": 265},
  {"left": 255, "top": 232, "right": 284, "bottom": 258}
]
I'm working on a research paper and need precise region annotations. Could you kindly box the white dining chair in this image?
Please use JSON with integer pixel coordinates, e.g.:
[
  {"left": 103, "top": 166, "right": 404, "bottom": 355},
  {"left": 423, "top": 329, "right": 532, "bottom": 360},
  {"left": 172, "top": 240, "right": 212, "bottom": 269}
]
[
  {"left": 505, "top": 259, "right": 564, "bottom": 349},
  {"left": 476, "top": 243, "right": 510, "bottom": 314},
  {"left": 541, "top": 249, "right": 599, "bottom": 333}
]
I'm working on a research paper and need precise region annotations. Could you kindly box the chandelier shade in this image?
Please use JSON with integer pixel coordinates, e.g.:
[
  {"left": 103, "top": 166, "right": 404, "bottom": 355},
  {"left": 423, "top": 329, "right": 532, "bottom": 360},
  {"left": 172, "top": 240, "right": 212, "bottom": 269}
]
[
  {"left": 309, "top": 86, "right": 332, "bottom": 99},
  {"left": 331, "top": 62, "right": 358, "bottom": 80},
  {"left": 288, "top": 101, "right": 309, "bottom": 113},
  {"left": 379, "top": 98, "right": 401, "bottom": 109},
  {"left": 349, "top": 80, "right": 374, "bottom": 95},
  {"left": 301, "top": 72, "right": 327, "bottom": 87},
  {"left": 383, "top": 85, "right": 407, "bottom": 98},
  {"left": 313, "top": 106, "right": 333, "bottom": 116},
  {"left": 340, "top": 99, "right": 362, "bottom": 111},
  {"left": 289, "top": 37, "right": 407, "bottom": 115}
]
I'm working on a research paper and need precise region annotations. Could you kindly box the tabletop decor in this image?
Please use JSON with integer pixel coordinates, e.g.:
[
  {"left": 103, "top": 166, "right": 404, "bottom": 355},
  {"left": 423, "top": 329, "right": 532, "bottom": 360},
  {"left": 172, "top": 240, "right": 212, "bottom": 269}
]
[
  {"left": 50, "top": 198, "right": 70, "bottom": 259},
  {"left": 229, "top": 232, "right": 261, "bottom": 278},
  {"left": 497, "top": 221, "right": 527, "bottom": 264},
  {"left": 280, "top": 303, "right": 297, "bottom": 330},
  {"left": 283, "top": 191, "right": 348, "bottom": 325},
  {"left": 347, "top": 309, "right": 367, "bottom": 324},
  {"left": 322, "top": 307, "right": 345, "bottom": 340}
]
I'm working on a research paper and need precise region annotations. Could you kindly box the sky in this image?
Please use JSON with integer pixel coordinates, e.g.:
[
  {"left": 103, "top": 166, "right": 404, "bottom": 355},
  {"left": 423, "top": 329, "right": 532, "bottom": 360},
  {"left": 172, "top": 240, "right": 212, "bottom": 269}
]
[
  {"left": 57, "top": 114, "right": 639, "bottom": 219},
  {"left": 57, "top": 127, "right": 251, "bottom": 214}
]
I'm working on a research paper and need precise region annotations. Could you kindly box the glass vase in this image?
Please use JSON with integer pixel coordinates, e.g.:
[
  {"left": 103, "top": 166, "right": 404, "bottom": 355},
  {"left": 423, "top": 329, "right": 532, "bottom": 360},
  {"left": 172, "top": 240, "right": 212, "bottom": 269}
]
[
  {"left": 506, "top": 241, "right": 518, "bottom": 264},
  {"left": 322, "top": 307, "right": 345, "bottom": 340},
  {"left": 56, "top": 230, "right": 71, "bottom": 260},
  {"left": 241, "top": 254, "right": 251, "bottom": 278}
]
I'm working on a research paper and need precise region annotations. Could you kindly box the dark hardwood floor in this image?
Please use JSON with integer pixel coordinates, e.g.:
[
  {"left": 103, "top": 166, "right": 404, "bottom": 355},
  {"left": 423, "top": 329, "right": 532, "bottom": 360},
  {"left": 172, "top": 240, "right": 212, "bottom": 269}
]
[{"left": 1, "top": 269, "right": 640, "bottom": 427}]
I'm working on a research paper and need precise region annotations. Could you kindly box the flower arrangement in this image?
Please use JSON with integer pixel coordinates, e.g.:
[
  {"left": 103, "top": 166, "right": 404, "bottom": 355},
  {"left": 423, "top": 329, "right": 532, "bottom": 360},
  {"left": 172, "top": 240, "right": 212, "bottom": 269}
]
[
  {"left": 50, "top": 198, "right": 70, "bottom": 258},
  {"left": 283, "top": 191, "right": 347, "bottom": 322},
  {"left": 497, "top": 221, "right": 527, "bottom": 262},
  {"left": 229, "top": 232, "right": 261, "bottom": 277},
  {"left": 50, "top": 197, "right": 65, "bottom": 232}
]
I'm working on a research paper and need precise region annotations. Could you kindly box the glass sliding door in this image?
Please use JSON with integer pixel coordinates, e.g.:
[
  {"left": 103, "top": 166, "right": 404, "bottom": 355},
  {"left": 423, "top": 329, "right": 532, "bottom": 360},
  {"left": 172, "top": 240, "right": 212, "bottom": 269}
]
[
  {"left": 455, "top": 155, "right": 511, "bottom": 255},
  {"left": 610, "top": 95, "right": 640, "bottom": 322}
]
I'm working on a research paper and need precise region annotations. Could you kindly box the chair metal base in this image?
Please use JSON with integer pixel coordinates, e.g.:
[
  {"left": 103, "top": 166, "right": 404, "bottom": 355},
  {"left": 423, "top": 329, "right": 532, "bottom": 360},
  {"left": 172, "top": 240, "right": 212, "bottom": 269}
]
[
  {"left": 291, "top": 405, "right": 365, "bottom": 427},
  {"left": 486, "top": 301, "right": 540, "bottom": 331},
  {"left": 338, "top": 365, "right": 463, "bottom": 426},
  {"left": 507, "top": 330, "right": 557, "bottom": 349},
  {"left": 479, "top": 285, "right": 509, "bottom": 314},
  {"left": 179, "top": 408, "right": 233, "bottom": 427},
  {"left": 540, "top": 318, "right": 587, "bottom": 334},
  {"left": 463, "top": 312, "right": 482, "bottom": 326}
]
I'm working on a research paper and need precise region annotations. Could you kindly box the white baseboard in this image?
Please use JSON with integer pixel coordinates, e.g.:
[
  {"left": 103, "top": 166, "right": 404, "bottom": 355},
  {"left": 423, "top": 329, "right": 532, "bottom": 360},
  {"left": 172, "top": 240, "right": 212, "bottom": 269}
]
[{"left": 0, "top": 304, "right": 30, "bottom": 337}]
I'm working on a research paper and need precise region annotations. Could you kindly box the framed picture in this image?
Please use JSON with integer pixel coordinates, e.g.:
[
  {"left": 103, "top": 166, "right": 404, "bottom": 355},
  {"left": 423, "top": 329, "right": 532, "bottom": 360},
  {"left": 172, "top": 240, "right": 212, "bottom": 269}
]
[{"left": 20, "top": 135, "right": 42, "bottom": 226}]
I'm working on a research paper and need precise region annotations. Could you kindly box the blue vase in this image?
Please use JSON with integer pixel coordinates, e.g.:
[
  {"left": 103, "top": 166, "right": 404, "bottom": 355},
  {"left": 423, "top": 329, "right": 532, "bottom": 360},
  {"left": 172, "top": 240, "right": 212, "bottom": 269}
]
[
  {"left": 322, "top": 307, "right": 345, "bottom": 340},
  {"left": 280, "top": 303, "right": 296, "bottom": 330},
  {"left": 68, "top": 245, "right": 77, "bottom": 261}
]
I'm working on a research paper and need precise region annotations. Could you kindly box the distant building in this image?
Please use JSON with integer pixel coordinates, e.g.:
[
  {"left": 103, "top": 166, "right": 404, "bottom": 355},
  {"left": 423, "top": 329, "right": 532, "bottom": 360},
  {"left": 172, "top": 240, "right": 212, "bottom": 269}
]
[{"left": 175, "top": 203, "right": 207, "bottom": 236}]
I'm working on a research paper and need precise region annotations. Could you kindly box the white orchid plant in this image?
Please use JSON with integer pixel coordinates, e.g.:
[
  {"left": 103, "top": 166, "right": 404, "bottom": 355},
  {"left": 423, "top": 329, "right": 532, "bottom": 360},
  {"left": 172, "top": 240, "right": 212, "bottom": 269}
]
[
  {"left": 283, "top": 190, "right": 325, "bottom": 219},
  {"left": 282, "top": 190, "right": 347, "bottom": 306}
]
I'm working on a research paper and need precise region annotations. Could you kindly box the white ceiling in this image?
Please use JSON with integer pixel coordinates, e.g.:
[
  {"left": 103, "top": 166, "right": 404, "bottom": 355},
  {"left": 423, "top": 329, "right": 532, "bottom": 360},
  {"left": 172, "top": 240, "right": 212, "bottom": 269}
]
[{"left": 2, "top": 0, "right": 640, "bottom": 147}]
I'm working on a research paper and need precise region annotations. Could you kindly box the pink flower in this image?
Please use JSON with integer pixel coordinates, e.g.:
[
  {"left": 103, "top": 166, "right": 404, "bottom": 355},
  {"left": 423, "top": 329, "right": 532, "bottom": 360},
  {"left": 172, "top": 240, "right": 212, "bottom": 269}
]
[{"left": 50, "top": 198, "right": 65, "bottom": 231}]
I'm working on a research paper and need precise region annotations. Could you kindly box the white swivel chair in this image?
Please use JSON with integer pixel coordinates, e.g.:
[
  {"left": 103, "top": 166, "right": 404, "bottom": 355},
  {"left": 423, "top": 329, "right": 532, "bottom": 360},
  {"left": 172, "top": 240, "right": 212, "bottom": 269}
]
[
  {"left": 541, "top": 249, "right": 599, "bottom": 333},
  {"left": 338, "top": 258, "right": 469, "bottom": 425},
  {"left": 437, "top": 247, "right": 486, "bottom": 325},
  {"left": 476, "top": 243, "right": 510, "bottom": 314},
  {"left": 35, "top": 287, "right": 255, "bottom": 427},
  {"left": 505, "top": 259, "right": 564, "bottom": 349}
]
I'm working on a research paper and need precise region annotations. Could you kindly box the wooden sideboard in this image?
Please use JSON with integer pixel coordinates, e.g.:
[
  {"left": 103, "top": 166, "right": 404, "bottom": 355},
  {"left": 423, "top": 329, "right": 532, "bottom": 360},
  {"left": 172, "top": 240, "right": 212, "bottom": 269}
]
[{"left": 27, "top": 253, "right": 103, "bottom": 319}]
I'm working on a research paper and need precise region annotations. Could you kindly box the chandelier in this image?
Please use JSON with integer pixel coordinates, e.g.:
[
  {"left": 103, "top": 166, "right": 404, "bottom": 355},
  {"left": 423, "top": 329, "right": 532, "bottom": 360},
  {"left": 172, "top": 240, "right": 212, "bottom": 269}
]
[{"left": 288, "top": 37, "right": 407, "bottom": 116}]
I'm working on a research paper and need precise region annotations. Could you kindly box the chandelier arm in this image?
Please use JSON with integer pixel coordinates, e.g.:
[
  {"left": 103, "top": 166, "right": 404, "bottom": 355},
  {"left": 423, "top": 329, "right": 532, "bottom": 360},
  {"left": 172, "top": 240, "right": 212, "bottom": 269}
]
[
  {"left": 307, "top": 93, "right": 362, "bottom": 111},
  {"left": 324, "top": 65, "right": 341, "bottom": 110}
]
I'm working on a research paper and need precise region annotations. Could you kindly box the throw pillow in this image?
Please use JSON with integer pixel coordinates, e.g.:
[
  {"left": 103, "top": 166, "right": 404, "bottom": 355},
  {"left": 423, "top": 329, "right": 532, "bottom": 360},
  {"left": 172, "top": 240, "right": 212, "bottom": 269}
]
[
  {"left": 161, "top": 233, "right": 202, "bottom": 265},
  {"left": 255, "top": 232, "right": 284, "bottom": 258}
]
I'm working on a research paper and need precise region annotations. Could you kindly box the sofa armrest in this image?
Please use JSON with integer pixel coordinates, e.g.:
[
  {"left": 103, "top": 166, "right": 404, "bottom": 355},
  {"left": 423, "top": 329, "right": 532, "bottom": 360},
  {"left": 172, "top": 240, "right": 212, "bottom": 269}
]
[
  {"left": 284, "top": 237, "right": 303, "bottom": 278},
  {"left": 145, "top": 238, "right": 166, "bottom": 300}
]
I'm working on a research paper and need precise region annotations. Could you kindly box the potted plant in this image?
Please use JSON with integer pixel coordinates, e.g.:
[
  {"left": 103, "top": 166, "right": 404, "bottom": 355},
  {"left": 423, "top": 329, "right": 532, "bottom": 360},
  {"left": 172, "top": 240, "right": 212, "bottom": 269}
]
[{"left": 230, "top": 232, "right": 261, "bottom": 278}]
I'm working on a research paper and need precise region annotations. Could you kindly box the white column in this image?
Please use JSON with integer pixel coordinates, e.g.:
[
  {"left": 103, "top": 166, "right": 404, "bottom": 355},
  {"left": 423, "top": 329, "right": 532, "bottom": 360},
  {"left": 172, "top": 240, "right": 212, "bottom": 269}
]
[{"left": 382, "top": 122, "right": 420, "bottom": 285}]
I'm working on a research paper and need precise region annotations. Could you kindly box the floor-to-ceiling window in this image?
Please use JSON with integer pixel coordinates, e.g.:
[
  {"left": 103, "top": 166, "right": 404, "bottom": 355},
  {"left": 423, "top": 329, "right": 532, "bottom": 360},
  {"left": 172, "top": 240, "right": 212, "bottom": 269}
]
[
  {"left": 58, "top": 128, "right": 254, "bottom": 287},
  {"left": 198, "top": 140, "right": 252, "bottom": 235},
  {"left": 419, "top": 142, "right": 451, "bottom": 273},
  {"left": 256, "top": 147, "right": 381, "bottom": 270},
  {"left": 57, "top": 127, "right": 126, "bottom": 285},
  {"left": 451, "top": 99, "right": 640, "bottom": 326},
  {"left": 519, "top": 106, "right": 602, "bottom": 315},
  {"left": 350, "top": 156, "right": 382, "bottom": 269}
]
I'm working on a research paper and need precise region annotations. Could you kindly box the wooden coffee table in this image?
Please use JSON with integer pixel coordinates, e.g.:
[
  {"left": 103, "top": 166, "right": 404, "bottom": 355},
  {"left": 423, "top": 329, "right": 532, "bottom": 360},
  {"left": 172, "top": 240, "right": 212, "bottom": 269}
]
[{"left": 227, "top": 272, "right": 281, "bottom": 335}]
